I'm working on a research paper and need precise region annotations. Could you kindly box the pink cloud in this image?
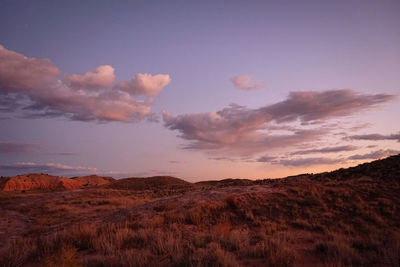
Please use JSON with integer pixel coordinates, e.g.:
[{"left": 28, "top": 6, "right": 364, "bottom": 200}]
[
  {"left": 0, "top": 44, "right": 60, "bottom": 93},
  {"left": 0, "top": 45, "right": 170, "bottom": 122},
  {"left": 65, "top": 65, "right": 115, "bottom": 90},
  {"left": 116, "top": 73, "right": 171, "bottom": 96},
  {"left": 163, "top": 89, "right": 394, "bottom": 156},
  {"left": 276, "top": 157, "right": 343, "bottom": 166},
  {"left": 264, "top": 90, "right": 394, "bottom": 122},
  {"left": 291, "top": 145, "right": 358, "bottom": 155},
  {"left": 348, "top": 149, "right": 400, "bottom": 160},
  {"left": 231, "top": 75, "right": 264, "bottom": 90},
  {"left": 349, "top": 132, "right": 400, "bottom": 142}
]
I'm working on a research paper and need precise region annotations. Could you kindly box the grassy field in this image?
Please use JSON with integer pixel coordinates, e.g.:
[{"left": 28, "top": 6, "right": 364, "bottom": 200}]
[{"left": 0, "top": 155, "right": 399, "bottom": 266}]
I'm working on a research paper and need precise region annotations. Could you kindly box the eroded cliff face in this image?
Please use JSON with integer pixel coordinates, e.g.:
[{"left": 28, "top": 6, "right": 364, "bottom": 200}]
[
  {"left": 0, "top": 173, "right": 116, "bottom": 191},
  {"left": 57, "top": 178, "right": 83, "bottom": 190},
  {"left": 0, "top": 174, "right": 82, "bottom": 191}
]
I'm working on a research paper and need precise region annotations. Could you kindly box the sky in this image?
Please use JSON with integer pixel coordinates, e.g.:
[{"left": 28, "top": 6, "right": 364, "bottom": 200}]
[{"left": 0, "top": 0, "right": 399, "bottom": 181}]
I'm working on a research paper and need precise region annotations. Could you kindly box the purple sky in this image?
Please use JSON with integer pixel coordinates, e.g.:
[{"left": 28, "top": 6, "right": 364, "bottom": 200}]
[{"left": 0, "top": 0, "right": 399, "bottom": 180}]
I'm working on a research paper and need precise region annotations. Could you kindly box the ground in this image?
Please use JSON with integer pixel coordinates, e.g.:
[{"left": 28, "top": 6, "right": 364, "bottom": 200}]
[{"left": 0, "top": 155, "right": 399, "bottom": 266}]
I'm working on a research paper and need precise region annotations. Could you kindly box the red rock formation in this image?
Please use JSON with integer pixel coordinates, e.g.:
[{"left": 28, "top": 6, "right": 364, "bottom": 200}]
[
  {"left": 0, "top": 173, "right": 116, "bottom": 191},
  {"left": 0, "top": 174, "right": 82, "bottom": 191}
]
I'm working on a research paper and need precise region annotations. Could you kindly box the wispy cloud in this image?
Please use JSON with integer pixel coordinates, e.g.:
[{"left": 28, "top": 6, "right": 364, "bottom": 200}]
[
  {"left": 0, "top": 162, "right": 97, "bottom": 176},
  {"left": 348, "top": 149, "right": 400, "bottom": 160},
  {"left": 0, "top": 141, "right": 37, "bottom": 153},
  {"left": 0, "top": 44, "right": 171, "bottom": 122},
  {"left": 163, "top": 89, "right": 394, "bottom": 156},
  {"left": 291, "top": 145, "right": 358, "bottom": 155},
  {"left": 349, "top": 132, "right": 400, "bottom": 142},
  {"left": 276, "top": 157, "right": 343, "bottom": 167},
  {"left": 52, "top": 152, "right": 78, "bottom": 156},
  {"left": 349, "top": 123, "right": 371, "bottom": 132},
  {"left": 256, "top": 148, "right": 399, "bottom": 167},
  {"left": 264, "top": 90, "right": 393, "bottom": 122},
  {"left": 255, "top": 154, "right": 344, "bottom": 166},
  {"left": 256, "top": 155, "right": 277, "bottom": 163},
  {"left": 231, "top": 75, "right": 264, "bottom": 90},
  {"left": 0, "top": 162, "right": 177, "bottom": 178}
]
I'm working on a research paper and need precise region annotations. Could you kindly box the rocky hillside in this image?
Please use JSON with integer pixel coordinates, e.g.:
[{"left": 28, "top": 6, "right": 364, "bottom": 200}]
[
  {"left": 0, "top": 155, "right": 399, "bottom": 266},
  {"left": 71, "top": 175, "right": 115, "bottom": 187},
  {"left": 0, "top": 173, "right": 115, "bottom": 191},
  {"left": 105, "top": 176, "right": 192, "bottom": 191},
  {"left": 0, "top": 174, "right": 82, "bottom": 191}
]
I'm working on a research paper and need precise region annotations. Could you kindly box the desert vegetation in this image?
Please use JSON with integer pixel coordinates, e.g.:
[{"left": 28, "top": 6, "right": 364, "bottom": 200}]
[{"left": 0, "top": 155, "right": 399, "bottom": 266}]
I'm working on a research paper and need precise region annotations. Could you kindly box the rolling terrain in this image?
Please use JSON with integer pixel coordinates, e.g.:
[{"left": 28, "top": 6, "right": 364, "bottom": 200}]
[
  {"left": 0, "top": 174, "right": 115, "bottom": 191},
  {"left": 0, "top": 155, "right": 399, "bottom": 266}
]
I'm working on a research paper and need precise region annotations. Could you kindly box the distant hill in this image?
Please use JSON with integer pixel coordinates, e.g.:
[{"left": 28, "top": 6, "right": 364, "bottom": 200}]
[
  {"left": 2, "top": 154, "right": 399, "bottom": 191},
  {"left": 0, "top": 173, "right": 82, "bottom": 191},
  {"left": 71, "top": 175, "right": 115, "bottom": 187},
  {"left": 0, "top": 174, "right": 191, "bottom": 192},
  {"left": 105, "top": 176, "right": 192, "bottom": 191},
  {"left": 0, "top": 173, "right": 115, "bottom": 191},
  {"left": 196, "top": 178, "right": 254, "bottom": 187},
  {"left": 313, "top": 153, "right": 400, "bottom": 181}
]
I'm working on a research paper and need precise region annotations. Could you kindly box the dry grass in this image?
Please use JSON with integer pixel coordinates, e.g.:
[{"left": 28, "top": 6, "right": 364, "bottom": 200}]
[{"left": 1, "top": 155, "right": 400, "bottom": 266}]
